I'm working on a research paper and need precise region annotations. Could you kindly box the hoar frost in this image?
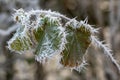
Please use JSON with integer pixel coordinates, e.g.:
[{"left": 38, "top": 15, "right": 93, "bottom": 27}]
[{"left": 7, "top": 9, "right": 120, "bottom": 72}]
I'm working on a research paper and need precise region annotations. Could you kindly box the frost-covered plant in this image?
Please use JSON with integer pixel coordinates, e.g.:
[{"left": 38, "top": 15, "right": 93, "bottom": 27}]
[{"left": 6, "top": 9, "right": 120, "bottom": 72}]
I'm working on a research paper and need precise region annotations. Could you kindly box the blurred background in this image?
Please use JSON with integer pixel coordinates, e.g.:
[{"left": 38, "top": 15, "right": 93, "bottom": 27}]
[{"left": 0, "top": 0, "right": 120, "bottom": 80}]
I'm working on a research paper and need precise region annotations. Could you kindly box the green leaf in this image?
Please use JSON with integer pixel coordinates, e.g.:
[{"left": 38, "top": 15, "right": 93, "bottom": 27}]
[
  {"left": 60, "top": 24, "right": 91, "bottom": 67},
  {"left": 8, "top": 17, "right": 46, "bottom": 53},
  {"left": 35, "top": 17, "right": 65, "bottom": 62},
  {"left": 8, "top": 26, "right": 33, "bottom": 52}
]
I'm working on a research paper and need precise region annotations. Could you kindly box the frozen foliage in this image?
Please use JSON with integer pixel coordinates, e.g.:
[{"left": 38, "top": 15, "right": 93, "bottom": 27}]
[
  {"left": 0, "top": 0, "right": 40, "bottom": 57},
  {"left": 6, "top": 9, "right": 120, "bottom": 72}
]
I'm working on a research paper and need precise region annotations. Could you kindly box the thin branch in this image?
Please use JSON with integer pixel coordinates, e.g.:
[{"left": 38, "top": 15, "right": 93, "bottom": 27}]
[
  {"left": 0, "top": 24, "right": 19, "bottom": 36},
  {"left": 91, "top": 35, "right": 120, "bottom": 73},
  {"left": 31, "top": 9, "right": 71, "bottom": 21}
]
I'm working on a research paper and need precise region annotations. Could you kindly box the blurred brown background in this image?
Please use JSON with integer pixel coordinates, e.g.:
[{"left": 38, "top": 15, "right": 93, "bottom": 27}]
[{"left": 0, "top": 0, "right": 120, "bottom": 80}]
